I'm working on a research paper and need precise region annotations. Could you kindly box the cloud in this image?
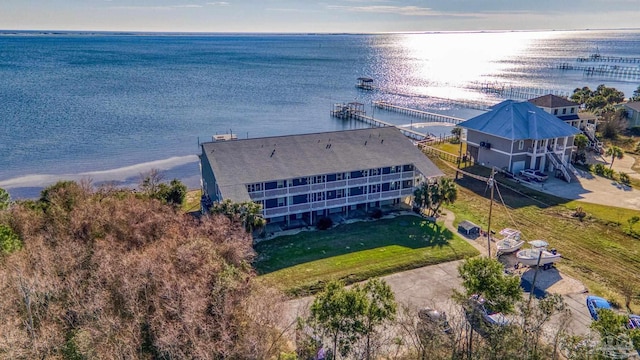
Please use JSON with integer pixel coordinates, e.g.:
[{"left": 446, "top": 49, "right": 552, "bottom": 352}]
[
  {"left": 325, "top": 5, "right": 474, "bottom": 17},
  {"left": 207, "top": 1, "right": 230, "bottom": 5},
  {"left": 108, "top": 4, "right": 203, "bottom": 10}
]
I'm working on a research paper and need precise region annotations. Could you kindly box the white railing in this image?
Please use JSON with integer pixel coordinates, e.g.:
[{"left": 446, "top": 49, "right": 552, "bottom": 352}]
[
  {"left": 325, "top": 180, "right": 347, "bottom": 189},
  {"left": 381, "top": 173, "right": 402, "bottom": 182},
  {"left": 400, "top": 188, "right": 414, "bottom": 196},
  {"left": 288, "top": 185, "right": 310, "bottom": 195},
  {"left": 264, "top": 206, "right": 289, "bottom": 216},
  {"left": 264, "top": 188, "right": 287, "bottom": 197},
  {"left": 348, "top": 177, "right": 368, "bottom": 185},
  {"left": 310, "top": 183, "right": 326, "bottom": 191},
  {"left": 349, "top": 194, "right": 367, "bottom": 203},
  {"left": 368, "top": 193, "right": 381, "bottom": 201},
  {"left": 289, "top": 203, "right": 311, "bottom": 212},
  {"left": 401, "top": 172, "right": 414, "bottom": 179},
  {"left": 326, "top": 198, "right": 347, "bottom": 207}
]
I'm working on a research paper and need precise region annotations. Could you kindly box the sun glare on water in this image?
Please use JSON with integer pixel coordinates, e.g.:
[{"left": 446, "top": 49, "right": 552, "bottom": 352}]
[{"left": 389, "top": 31, "right": 558, "bottom": 100}]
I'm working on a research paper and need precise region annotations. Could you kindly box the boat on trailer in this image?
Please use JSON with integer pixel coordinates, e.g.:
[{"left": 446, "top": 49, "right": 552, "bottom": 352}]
[
  {"left": 516, "top": 240, "right": 561, "bottom": 269},
  {"left": 495, "top": 228, "right": 524, "bottom": 254}
]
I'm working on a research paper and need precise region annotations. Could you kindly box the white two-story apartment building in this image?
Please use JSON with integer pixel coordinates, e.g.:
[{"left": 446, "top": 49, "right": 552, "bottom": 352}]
[{"left": 199, "top": 127, "right": 443, "bottom": 228}]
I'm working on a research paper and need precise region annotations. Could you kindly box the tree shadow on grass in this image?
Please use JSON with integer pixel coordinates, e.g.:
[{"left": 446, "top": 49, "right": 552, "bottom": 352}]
[{"left": 254, "top": 215, "right": 456, "bottom": 275}]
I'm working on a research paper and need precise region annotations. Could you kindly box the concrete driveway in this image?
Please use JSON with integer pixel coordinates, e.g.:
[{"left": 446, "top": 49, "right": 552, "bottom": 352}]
[{"left": 520, "top": 168, "right": 640, "bottom": 211}]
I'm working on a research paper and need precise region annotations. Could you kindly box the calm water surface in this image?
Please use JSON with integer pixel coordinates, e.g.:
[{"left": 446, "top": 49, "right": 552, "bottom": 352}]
[{"left": 1, "top": 30, "right": 639, "bottom": 197}]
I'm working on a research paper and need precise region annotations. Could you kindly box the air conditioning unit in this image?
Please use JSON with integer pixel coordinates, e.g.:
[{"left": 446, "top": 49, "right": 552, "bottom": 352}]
[
  {"left": 485, "top": 143, "right": 491, "bottom": 149},
  {"left": 480, "top": 141, "right": 486, "bottom": 147}
]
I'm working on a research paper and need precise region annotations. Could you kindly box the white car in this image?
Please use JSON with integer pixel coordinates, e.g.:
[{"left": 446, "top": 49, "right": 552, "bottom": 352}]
[{"left": 519, "top": 169, "right": 548, "bottom": 182}]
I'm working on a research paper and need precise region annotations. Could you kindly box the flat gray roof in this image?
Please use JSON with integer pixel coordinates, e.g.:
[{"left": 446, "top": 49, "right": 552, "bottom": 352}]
[{"left": 202, "top": 127, "right": 444, "bottom": 202}]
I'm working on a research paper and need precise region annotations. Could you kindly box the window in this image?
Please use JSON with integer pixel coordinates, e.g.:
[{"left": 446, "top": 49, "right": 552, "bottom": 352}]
[
  {"left": 382, "top": 167, "right": 391, "bottom": 174},
  {"left": 554, "top": 109, "right": 558, "bottom": 115},
  {"left": 277, "top": 197, "right": 286, "bottom": 207},
  {"left": 311, "top": 192, "right": 325, "bottom": 202},
  {"left": 336, "top": 173, "right": 344, "bottom": 181},
  {"left": 518, "top": 140, "right": 524, "bottom": 151},
  {"left": 277, "top": 180, "right": 286, "bottom": 188},
  {"left": 247, "top": 183, "right": 263, "bottom": 192},
  {"left": 369, "top": 168, "right": 379, "bottom": 176},
  {"left": 570, "top": 108, "right": 575, "bottom": 114},
  {"left": 562, "top": 108, "right": 567, "bottom": 114},
  {"left": 369, "top": 184, "right": 380, "bottom": 193}
]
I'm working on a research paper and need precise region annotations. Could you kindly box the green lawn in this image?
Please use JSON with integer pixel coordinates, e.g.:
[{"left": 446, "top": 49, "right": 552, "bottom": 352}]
[{"left": 255, "top": 215, "right": 479, "bottom": 296}]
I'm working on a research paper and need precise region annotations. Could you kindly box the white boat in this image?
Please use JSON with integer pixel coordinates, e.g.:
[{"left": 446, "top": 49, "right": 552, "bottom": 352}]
[
  {"left": 495, "top": 228, "right": 524, "bottom": 254},
  {"left": 516, "top": 240, "right": 561, "bottom": 268}
]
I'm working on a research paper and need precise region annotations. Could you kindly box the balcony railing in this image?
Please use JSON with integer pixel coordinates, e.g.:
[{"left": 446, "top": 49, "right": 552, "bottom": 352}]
[
  {"left": 289, "top": 203, "right": 311, "bottom": 212},
  {"left": 325, "top": 180, "right": 347, "bottom": 190},
  {"left": 326, "top": 198, "right": 347, "bottom": 207},
  {"left": 368, "top": 193, "right": 381, "bottom": 201},
  {"left": 264, "top": 206, "right": 289, "bottom": 217},
  {"left": 264, "top": 188, "right": 287, "bottom": 198},
  {"left": 381, "top": 173, "right": 402, "bottom": 182},
  {"left": 348, "top": 177, "right": 367, "bottom": 186},
  {"left": 288, "top": 184, "right": 310, "bottom": 195}
]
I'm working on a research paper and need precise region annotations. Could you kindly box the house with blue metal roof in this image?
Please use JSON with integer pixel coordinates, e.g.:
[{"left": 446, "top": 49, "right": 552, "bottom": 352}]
[{"left": 458, "top": 100, "right": 581, "bottom": 182}]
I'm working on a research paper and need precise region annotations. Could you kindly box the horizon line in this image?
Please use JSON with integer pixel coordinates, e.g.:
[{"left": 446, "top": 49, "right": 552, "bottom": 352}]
[{"left": 2, "top": 27, "right": 640, "bottom": 36}]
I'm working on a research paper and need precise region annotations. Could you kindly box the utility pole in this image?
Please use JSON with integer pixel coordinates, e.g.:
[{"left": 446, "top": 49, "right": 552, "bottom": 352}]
[{"left": 487, "top": 169, "right": 496, "bottom": 258}]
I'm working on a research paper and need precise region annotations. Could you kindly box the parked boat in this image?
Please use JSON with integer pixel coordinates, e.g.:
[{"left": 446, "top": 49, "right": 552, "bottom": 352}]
[
  {"left": 516, "top": 240, "right": 561, "bottom": 268},
  {"left": 496, "top": 228, "right": 524, "bottom": 254}
]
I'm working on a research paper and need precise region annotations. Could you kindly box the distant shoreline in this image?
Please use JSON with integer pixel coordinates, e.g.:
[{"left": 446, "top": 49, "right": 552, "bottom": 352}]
[{"left": 2, "top": 28, "right": 640, "bottom": 37}]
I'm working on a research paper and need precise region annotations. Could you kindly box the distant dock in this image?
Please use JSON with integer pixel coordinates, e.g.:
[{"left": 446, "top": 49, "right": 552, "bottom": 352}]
[
  {"left": 330, "top": 102, "right": 430, "bottom": 140},
  {"left": 372, "top": 101, "right": 463, "bottom": 124},
  {"left": 557, "top": 63, "right": 640, "bottom": 80},
  {"left": 577, "top": 54, "right": 640, "bottom": 64}
]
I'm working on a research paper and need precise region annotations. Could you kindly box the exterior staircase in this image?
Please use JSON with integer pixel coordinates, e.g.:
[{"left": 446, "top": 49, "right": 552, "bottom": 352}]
[{"left": 546, "top": 152, "right": 577, "bottom": 183}]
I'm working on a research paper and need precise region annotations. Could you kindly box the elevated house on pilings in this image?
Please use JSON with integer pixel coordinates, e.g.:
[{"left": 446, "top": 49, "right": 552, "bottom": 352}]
[
  {"left": 457, "top": 100, "right": 581, "bottom": 182},
  {"left": 528, "top": 94, "right": 600, "bottom": 152},
  {"left": 199, "top": 127, "right": 443, "bottom": 230}
]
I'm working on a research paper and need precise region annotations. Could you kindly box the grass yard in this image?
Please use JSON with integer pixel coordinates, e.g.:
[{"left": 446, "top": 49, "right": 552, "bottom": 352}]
[
  {"left": 255, "top": 215, "right": 479, "bottom": 296},
  {"left": 433, "top": 158, "right": 640, "bottom": 311},
  {"left": 182, "top": 189, "right": 202, "bottom": 213}
]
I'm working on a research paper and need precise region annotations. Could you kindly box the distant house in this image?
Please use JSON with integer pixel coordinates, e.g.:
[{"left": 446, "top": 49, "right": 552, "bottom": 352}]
[
  {"left": 528, "top": 94, "right": 597, "bottom": 131},
  {"left": 199, "top": 127, "right": 443, "bottom": 229},
  {"left": 624, "top": 101, "right": 640, "bottom": 128},
  {"left": 457, "top": 100, "right": 581, "bottom": 181}
]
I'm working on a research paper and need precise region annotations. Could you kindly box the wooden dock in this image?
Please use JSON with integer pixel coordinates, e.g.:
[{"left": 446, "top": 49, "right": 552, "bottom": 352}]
[
  {"left": 331, "top": 102, "right": 430, "bottom": 140},
  {"left": 557, "top": 63, "right": 640, "bottom": 80},
  {"left": 372, "top": 101, "right": 464, "bottom": 124},
  {"left": 577, "top": 54, "right": 640, "bottom": 64}
]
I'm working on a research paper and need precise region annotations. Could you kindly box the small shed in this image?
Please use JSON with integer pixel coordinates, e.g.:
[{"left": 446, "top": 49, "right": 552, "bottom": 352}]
[{"left": 458, "top": 220, "right": 481, "bottom": 238}]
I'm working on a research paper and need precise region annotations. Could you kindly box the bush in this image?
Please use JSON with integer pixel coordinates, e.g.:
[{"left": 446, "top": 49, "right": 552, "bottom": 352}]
[
  {"left": 0, "top": 224, "right": 22, "bottom": 255},
  {"left": 316, "top": 216, "right": 333, "bottom": 230},
  {"left": 370, "top": 208, "right": 383, "bottom": 219},
  {"left": 619, "top": 172, "right": 631, "bottom": 185},
  {"left": 573, "top": 207, "right": 587, "bottom": 222}
]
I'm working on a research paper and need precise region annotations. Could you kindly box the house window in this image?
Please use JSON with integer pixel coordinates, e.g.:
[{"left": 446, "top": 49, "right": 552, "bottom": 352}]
[
  {"left": 562, "top": 108, "right": 567, "bottom": 114},
  {"left": 554, "top": 109, "right": 558, "bottom": 115},
  {"left": 570, "top": 108, "right": 575, "bottom": 114},
  {"left": 247, "top": 183, "right": 263, "bottom": 193},
  {"left": 518, "top": 140, "right": 524, "bottom": 150}
]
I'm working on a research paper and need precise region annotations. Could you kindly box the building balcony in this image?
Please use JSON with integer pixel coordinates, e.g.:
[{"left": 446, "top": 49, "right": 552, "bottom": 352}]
[
  {"left": 289, "top": 203, "right": 311, "bottom": 212},
  {"left": 264, "top": 206, "right": 289, "bottom": 217},
  {"left": 381, "top": 173, "right": 402, "bottom": 182},
  {"left": 348, "top": 177, "right": 368, "bottom": 186},
  {"left": 288, "top": 184, "right": 311, "bottom": 195},
  {"left": 401, "top": 172, "right": 414, "bottom": 179},
  {"left": 325, "top": 180, "right": 347, "bottom": 190},
  {"left": 326, "top": 198, "right": 347, "bottom": 207}
]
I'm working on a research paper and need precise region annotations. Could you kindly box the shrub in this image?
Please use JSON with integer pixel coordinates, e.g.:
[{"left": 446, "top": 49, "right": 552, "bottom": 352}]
[
  {"left": 619, "top": 172, "right": 631, "bottom": 185},
  {"left": 593, "top": 163, "right": 606, "bottom": 176},
  {"left": 316, "top": 216, "right": 333, "bottom": 230},
  {"left": 573, "top": 207, "right": 587, "bottom": 222},
  {"left": 0, "top": 224, "right": 22, "bottom": 255},
  {"left": 370, "top": 208, "right": 383, "bottom": 219}
]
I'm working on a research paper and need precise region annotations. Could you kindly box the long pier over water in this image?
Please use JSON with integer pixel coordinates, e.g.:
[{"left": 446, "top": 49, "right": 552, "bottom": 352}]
[
  {"left": 372, "top": 101, "right": 464, "bottom": 124},
  {"left": 330, "top": 102, "right": 434, "bottom": 140}
]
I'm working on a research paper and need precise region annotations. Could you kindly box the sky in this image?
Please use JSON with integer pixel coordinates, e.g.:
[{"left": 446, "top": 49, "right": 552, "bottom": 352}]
[{"left": 2, "top": 0, "right": 640, "bottom": 33}]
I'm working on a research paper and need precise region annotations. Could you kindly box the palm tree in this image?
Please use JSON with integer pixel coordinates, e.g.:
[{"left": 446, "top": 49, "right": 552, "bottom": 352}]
[
  {"left": 412, "top": 182, "right": 432, "bottom": 216},
  {"left": 430, "top": 178, "right": 458, "bottom": 216},
  {"left": 573, "top": 134, "right": 589, "bottom": 154},
  {"left": 605, "top": 146, "right": 624, "bottom": 170},
  {"left": 211, "top": 199, "right": 266, "bottom": 233}
]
